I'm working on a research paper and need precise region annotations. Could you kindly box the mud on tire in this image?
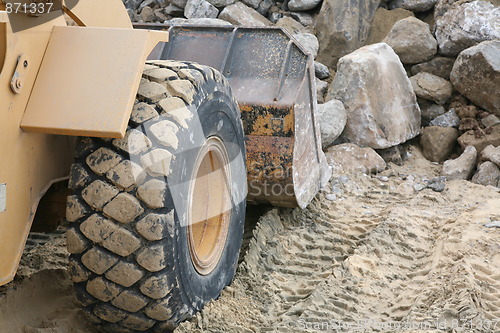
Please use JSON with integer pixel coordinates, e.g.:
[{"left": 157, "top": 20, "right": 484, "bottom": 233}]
[{"left": 66, "top": 61, "right": 247, "bottom": 332}]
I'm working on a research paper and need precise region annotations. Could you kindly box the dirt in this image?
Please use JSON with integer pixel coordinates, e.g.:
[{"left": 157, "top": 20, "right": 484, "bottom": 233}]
[{"left": 1, "top": 145, "right": 499, "bottom": 333}]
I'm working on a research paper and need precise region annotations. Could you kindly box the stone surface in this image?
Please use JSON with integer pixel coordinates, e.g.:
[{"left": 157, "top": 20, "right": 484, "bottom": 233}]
[
  {"left": 275, "top": 16, "right": 307, "bottom": 34},
  {"left": 325, "top": 143, "right": 387, "bottom": 174},
  {"left": 315, "top": 0, "right": 380, "bottom": 69},
  {"left": 482, "top": 115, "right": 500, "bottom": 128},
  {"left": 382, "top": 17, "right": 437, "bottom": 65},
  {"left": 316, "top": 78, "right": 328, "bottom": 104},
  {"left": 314, "top": 61, "right": 330, "bottom": 79},
  {"left": 317, "top": 99, "right": 347, "bottom": 148},
  {"left": 458, "top": 125, "right": 500, "bottom": 153},
  {"left": 290, "top": 12, "right": 314, "bottom": 26},
  {"left": 219, "top": 2, "right": 272, "bottom": 27},
  {"left": 410, "top": 72, "right": 453, "bottom": 105},
  {"left": 288, "top": 0, "right": 322, "bottom": 11},
  {"left": 435, "top": 1, "right": 500, "bottom": 56},
  {"left": 441, "top": 146, "right": 477, "bottom": 180},
  {"left": 480, "top": 145, "right": 500, "bottom": 167},
  {"left": 366, "top": 8, "right": 414, "bottom": 45},
  {"left": 331, "top": 43, "right": 420, "bottom": 149},
  {"left": 410, "top": 57, "right": 456, "bottom": 80},
  {"left": 419, "top": 101, "right": 446, "bottom": 126},
  {"left": 429, "top": 109, "right": 460, "bottom": 128},
  {"left": 293, "top": 33, "right": 319, "bottom": 58},
  {"left": 184, "top": 0, "right": 218, "bottom": 19},
  {"left": 450, "top": 41, "right": 500, "bottom": 116},
  {"left": 391, "top": 0, "right": 437, "bottom": 11},
  {"left": 471, "top": 161, "right": 500, "bottom": 186},
  {"left": 420, "top": 126, "right": 459, "bottom": 162}
]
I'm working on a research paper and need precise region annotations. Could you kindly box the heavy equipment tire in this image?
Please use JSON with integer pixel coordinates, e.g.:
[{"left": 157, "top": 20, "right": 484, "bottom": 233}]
[{"left": 66, "top": 61, "right": 247, "bottom": 332}]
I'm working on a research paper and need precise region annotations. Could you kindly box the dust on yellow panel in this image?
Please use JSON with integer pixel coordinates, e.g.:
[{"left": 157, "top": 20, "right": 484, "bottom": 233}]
[
  {"left": 21, "top": 26, "right": 168, "bottom": 138},
  {"left": 63, "top": 0, "right": 132, "bottom": 28}
]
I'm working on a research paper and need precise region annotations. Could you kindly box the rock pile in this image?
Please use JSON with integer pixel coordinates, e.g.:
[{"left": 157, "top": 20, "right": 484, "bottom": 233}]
[{"left": 124, "top": 0, "right": 500, "bottom": 187}]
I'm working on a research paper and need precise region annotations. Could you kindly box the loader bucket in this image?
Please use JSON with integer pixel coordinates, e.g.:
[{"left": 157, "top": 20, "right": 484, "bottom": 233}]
[{"left": 135, "top": 24, "right": 330, "bottom": 208}]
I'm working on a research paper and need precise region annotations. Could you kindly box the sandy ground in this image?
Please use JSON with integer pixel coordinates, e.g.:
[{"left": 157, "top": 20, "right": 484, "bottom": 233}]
[{"left": 1, "top": 145, "right": 499, "bottom": 333}]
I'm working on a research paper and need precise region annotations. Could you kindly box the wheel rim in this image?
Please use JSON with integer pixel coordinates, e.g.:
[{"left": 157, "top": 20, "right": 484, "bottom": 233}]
[{"left": 188, "top": 136, "right": 232, "bottom": 275}]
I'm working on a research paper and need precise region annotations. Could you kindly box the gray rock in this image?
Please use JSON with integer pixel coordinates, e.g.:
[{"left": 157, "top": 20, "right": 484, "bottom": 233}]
[
  {"left": 184, "top": 0, "right": 218, "bottom": 19},
  {"left": 293, "top": 33, "right": 319, "bottom": 58},
  {"left": 240, "top": 0, "right": 260, "bottom": 9},
  {"left": 315, "top": 0, "right": 380, "bottom": 69},
  {"left": 316, "top": 78, "right": 328, "bottom": 104},
  {"left": 206, "top": 0, "right": 236, "bottom": 8},
  {"left": 219, "top": 2, "right": 272, "bottom": 26},
  {"left": 366, "top": 8, "right": 414, "bottom": 45},
  {"left": 256, "top": 0, "right": 272, "bottom": 16},
  {"left": 472, "top": 161, "right": 500, "bottom": 186},
  {"left": 325, "top": 143, "right": 386, "bottom": 174},
  {"left": 441, "top": 146, "right": 477, "bottom": 180},
  {"left": 391, "top": 0, "right": 437, "bottom": 11},
  {"left": 410, "top": 72, "right": 453, "bottom": 105},
  {"left": 123, "top": 0, "right": 144, "bottom": 10},
  {"left": 480, "top": 145, "right": 500, "bottom": 168},
  {"left": 164, "top": 3, "right": 184, "bottom": 16},
  {"left": 140, "top": 6, "right": 155, "bottom": 22},
  {"left": 427, "top": 176, "right": 446, "bottom": 192},
  {"left": 290, "top": 12, "right": 314, "bottom": 26},
  {"left": 410, "top": 57, "right": 456, "bottom": 80},
  {"left": 318, "top": 99, "right": 347, "bottom": 148},
  {"left": 435, "top": 1, "right": 500, "bottom": 56},
  {"left": 171, "top": 0, "right": 189, "bottom": 9},
  {"left": 166, "top": 18, "right": 232, "bottom": 25},
  {"left": 275, "top": 16, "right": 307, "bottom": 34},
  {"left": 268, "top": 12, "right": 283, "bottom": 23},
  {"left": 314, "top": 62, "right": 330, "bottom": 80},
  {"left": 429, "top": 109, "right": 460, "bottom": 128},
  {"left": 482, "top": 115, "right": 500, "bottom": 128},
  {"left": 420, "top": 100, "right": 446, "bottom": 126},
  {"left": 288, "top": 0, "right": 322, "bottom": 11},
  {"left": 450, "top": 41, "right": 500, "bottom": 117},
  {"left": 376, "top": 145, "right": 406, "bottom": 166},
  {"left": 382, "top": 17, "right": 437, "bottom": 65},
  {"left": 331, "top": 43, "right": 421, "bottom": 149},
  {"left": 420, "top": 126, "right": 459, "bottom": 162}
]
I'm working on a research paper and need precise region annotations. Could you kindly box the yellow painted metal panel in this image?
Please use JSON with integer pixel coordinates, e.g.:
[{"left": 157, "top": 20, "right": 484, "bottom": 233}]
[
  {"left": 21, "top": 26, "right": 168, "bottom": 138},
  {"left": 63, "top": 0, "right": 132, "bottom": 28}
]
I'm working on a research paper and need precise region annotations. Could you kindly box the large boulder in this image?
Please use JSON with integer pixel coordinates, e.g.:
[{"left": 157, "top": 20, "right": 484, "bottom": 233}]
[
  {"left": 382, "top": 17, "right": 437, "bottom": 64},
  {"left": 420, "top": 126, "right": 459, "bottom": 162},
  {"left": 410, "top": 57, "right": 455, "bottom": 80},
  {"left": 317, "top": 99, "right": 347, "bottom": 148},
  {"left": 325, "top": 143, "right": 386, "bottom": 174},
  {"left": 315, "top": 0, "right": 380, "bottom": 69},
  {"left": 330, "top": 43, "right": 421, "bottom": 149},
  {"left": 450, "top": 41, "right": 500, "bottom": 117},
  {"left": 441, "top": 146, "right": 477, "bottom": 180},
  {"left": 366, "top": 8, "right": 414, "bottom": 45},
  {"left": 435, "top": 1, "right": 500, "bottom": 56},
  {"left": 391, "top": 0, "right": 438, "bottom": 11},
  {"left": 219, "top": 2, "right": 272, "bottom": 26},
  {"left": 293, "top": 33, "right": 319, "bottom": 58},
  {"left": 410, "top": 72, "right": 453, "bottom": 105}
]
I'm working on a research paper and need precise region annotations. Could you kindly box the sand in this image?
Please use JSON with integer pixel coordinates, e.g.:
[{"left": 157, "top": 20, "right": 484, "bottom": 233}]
[{"left": 1, "top": 145, "right": 499, "bottom": 333}]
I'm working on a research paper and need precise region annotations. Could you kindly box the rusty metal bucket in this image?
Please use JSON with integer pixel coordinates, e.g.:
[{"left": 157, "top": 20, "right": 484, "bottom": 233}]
[{"left": 135, "top": 24, "right": 330, "bottom": 208}]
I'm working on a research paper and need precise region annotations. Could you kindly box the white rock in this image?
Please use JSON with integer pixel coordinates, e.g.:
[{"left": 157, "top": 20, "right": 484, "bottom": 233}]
[
  {"left": 441, "top": 146, "right": 478, "bottom": 180},
  {"left": 293, "top": 33, "right": 319, "bottom": 59},
  {"left": 435, "top": 1, "right": 500, "bottom": 56},
  {"left": 330, "top": 43, "right": 421, "bottom": 149},
  {"left": 317, "top": 99, "right": 347, "bottom": 148},
  {"left": 288, "top": 0, "right": 322, "bottom": 11}
]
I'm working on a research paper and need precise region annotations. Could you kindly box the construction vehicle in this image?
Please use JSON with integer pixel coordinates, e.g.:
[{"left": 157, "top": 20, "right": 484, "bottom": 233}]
[{"left": 0, "top": 0, "right": 329, "bottom": 331}]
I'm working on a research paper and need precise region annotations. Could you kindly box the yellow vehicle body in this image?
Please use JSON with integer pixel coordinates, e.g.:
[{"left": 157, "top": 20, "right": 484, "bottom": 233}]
[
  {"left": 0, "top": 0, "right": 329, "bottom": 287},
  {"left": 0, "top": 0, "right": 168, "bottom": 285}
]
